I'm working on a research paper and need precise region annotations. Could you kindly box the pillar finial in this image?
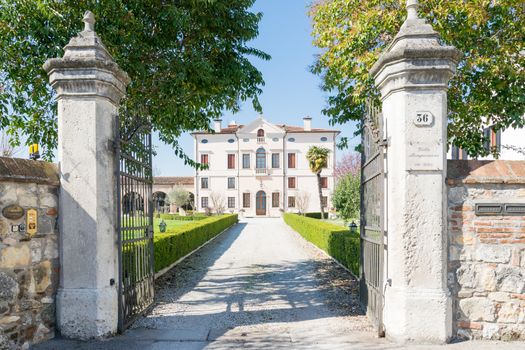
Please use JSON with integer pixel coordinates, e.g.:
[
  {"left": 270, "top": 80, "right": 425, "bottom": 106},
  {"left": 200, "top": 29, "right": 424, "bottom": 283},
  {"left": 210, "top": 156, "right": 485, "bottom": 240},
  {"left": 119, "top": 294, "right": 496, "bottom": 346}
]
[
  {"left": 83, "top": 10, "right": 95, "bottom": 32},
  {"left": 407, "top": 0, "right": 419, "bottom": 20}
]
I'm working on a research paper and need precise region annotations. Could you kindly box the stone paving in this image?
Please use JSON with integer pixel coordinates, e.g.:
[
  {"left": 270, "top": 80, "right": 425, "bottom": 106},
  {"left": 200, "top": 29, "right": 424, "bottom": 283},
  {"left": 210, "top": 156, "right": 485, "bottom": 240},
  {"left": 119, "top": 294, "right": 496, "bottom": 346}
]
[{"left": 33, "top": 218, "right": 525, "bottom": 349}]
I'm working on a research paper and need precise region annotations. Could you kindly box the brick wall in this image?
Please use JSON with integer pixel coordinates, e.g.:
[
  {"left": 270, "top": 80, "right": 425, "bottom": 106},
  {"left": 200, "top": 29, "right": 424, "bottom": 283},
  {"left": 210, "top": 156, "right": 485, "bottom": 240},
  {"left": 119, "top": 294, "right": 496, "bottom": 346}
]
[
  {"left": 447, "top": 160, "right": 525, "bottom": 340},
  {"left": 0, "top": 157, "right": 59, "bottom": 349}
]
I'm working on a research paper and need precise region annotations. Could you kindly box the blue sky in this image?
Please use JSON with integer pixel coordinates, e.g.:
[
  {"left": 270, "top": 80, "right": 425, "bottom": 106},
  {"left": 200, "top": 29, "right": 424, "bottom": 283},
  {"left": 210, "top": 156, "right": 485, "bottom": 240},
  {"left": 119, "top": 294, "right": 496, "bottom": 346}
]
[{"left": 153, "top": 0, "right": 358, "bottom": 176}]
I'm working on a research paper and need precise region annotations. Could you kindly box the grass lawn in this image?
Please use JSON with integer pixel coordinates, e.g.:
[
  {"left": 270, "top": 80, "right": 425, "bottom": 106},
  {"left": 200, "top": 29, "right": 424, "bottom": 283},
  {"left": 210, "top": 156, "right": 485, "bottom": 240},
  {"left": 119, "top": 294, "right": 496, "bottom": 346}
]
[
  {"left": 153, "top": 218, "right": 192, "bottom": 233},
  {"left": 325, "top": 217, "right": 360, "bottom": 229}
]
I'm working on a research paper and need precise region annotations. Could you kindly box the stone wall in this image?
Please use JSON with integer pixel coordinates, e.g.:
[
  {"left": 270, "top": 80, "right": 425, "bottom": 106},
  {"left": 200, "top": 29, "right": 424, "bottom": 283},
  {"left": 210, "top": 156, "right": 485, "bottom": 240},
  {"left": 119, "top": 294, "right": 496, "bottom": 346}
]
[
  {"left": 0, "top": 157, "right": 59, "bottom": 349},
  {"left": 447, "top": 160, "right": 525, "bottom": 341}
]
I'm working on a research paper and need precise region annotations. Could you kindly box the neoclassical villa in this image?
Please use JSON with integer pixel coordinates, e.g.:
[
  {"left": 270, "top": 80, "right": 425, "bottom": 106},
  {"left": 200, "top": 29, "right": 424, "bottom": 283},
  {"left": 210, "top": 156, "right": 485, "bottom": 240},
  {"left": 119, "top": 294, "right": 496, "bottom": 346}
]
[{"left": 190, "top": 117, "right": 340, "bottom": 217}]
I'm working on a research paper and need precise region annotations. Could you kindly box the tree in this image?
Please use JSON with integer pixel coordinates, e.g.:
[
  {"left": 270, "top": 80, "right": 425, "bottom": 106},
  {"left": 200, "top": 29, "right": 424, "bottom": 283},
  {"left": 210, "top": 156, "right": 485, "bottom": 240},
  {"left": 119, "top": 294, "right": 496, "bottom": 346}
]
[
  {"left": 306, "top": 146, "right": 331, "bottom": 219},
  {"left": 209, "top": 192, "right": 226, "bottom": 215},
  {"left": 0, "top": 1, "right": 269, "bottom": 162},
  {"left": 1, "top": 130, "right": 22, "bottom": 157},
  {"left": 332, "top": 173, "right": 360, "bottom": 224},
  {"left": 295, "top": 191, "right": 311, "bottom": 215},
  {"left": 169, "top": 187, "right": 190, "bottom": 214},
  {"left": 310, "top": 0, "right": 525, "bottom": 157},
  {"left": 334, "top": 152, "right": 360, "bottom": 180}
]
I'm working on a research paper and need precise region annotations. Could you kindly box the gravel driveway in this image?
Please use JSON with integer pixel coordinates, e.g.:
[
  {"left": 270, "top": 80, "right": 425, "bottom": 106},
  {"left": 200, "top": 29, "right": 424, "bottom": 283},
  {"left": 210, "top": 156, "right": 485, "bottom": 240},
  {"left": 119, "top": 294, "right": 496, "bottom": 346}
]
[{"left": 34, "top": 218, "right": 519, "bottom": 349}]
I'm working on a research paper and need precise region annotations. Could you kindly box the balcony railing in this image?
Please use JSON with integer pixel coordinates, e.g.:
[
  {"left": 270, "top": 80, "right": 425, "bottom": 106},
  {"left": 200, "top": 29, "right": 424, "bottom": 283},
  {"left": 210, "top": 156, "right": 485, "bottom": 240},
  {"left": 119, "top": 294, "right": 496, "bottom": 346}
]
[
  {"left": 255, "top": 168, "right": 268, "bottom": 176},
  {"left": 257, "top": 137, "right": 265, "bottom": 143}
]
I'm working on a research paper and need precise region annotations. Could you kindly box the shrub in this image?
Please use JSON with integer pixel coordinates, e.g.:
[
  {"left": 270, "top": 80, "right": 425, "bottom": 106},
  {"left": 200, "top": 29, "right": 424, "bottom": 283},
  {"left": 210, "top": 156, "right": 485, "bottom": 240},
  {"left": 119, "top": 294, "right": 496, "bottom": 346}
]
[
  {"left": 158, "top": 213, "right": 207, "bottom": 221},
  {"left": 154, "top": 214, "right": 238, "bottom": 272},
  {"left": 283, "top": 213, "right": 359, "bottom": 276},
  {"left": 332, "top": 173, "right": 360, "bottom": 223},
  {"left": 304, "top": 212, "right": 329, "bottom": 219}
]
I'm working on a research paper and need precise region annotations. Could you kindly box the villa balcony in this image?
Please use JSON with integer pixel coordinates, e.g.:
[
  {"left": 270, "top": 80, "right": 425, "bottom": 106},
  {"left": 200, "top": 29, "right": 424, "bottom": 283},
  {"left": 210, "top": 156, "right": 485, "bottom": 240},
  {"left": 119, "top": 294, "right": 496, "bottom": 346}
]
[
  {"left": 255, "top": 168, "right": 268, "bottom": 176},
  {"left": 257, "top": 137, "right": 265, "bottom": 144}
]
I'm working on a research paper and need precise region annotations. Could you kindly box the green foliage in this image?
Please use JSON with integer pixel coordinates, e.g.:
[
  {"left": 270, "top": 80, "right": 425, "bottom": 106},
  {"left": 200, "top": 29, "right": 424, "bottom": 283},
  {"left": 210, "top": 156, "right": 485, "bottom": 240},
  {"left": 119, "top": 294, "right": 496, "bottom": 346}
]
[
  {"left": 332, "top": 173, "right": 360, "bottom": 223},
  {"left": 154, "top": 214, "right": 238, "bottom": 272},
  {"left": 283, "top": 213, "right": 359, "bottom": 276},
  {"left": 306, "top": 145, "right": 331, "bottom": 218},
  {"left": 305, "top": 146, "right": 331, "bottom": 174},
  {"left": 304, "top": 212, "right": 329, "bottom": 219},
  {"left": 0, "top": 1, "right": 269, "bottom": 162},
  {"left": 169, "top": 187, "right": 191, "bottom": 208},
  {"left": 310, "top": 1, "right": 525, "bottom": 157},
  {"left": 158, "top": 213, "right": 207, "bottom": 221}
]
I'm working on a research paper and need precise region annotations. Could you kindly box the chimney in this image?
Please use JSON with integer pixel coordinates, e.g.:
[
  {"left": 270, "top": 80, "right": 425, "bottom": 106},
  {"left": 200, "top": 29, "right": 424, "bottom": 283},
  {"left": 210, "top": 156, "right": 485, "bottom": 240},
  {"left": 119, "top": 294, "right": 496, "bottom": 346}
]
[
  {"left": 213, "top": 119, "right": 222, "bottom": 133},
  {"left": 303, "top": 116, "right": 312, "bottom": 131}
]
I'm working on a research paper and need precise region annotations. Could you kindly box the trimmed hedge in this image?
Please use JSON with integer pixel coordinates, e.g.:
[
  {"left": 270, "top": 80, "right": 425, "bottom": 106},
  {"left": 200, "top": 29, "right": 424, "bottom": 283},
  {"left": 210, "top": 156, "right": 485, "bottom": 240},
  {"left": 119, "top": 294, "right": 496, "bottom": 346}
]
[
  {"left": 283, "top": 213, "right": 359, "bottom": 276},
  {"left": 158, "top": 213, "right": 207, "bottom": 221},
  {"left": 154, "top": 214, "right": 238, "bottom": 272},
  {"left": 304, "top": 212, "right": 329, "bottom": 219}
]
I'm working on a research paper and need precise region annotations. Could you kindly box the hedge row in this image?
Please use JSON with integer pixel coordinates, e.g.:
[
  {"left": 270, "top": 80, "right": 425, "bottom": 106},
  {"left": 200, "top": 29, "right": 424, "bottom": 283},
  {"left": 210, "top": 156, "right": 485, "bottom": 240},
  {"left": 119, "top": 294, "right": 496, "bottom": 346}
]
[
  {"left": 283, "top": 213, "right": 359, "bottom": 276},
  {"left": 154, "top": 214, "right": 238, "bottom": 272},
  {"left": 304, "top": 212, "right": 329, "bottom": 219},
  {"left": 158, "top": 213, "right": 207, "bottom": 221}
]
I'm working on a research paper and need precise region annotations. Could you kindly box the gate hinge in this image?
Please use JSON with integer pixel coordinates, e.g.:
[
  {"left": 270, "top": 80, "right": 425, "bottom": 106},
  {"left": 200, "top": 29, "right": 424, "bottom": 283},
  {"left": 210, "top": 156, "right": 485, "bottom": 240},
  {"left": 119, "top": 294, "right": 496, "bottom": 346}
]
[
  {"left": 109, "top": 140, "right": 119, "bottom": 152},
  {"left": 379, "top": 139, "right": 388, "bottom": 148}
]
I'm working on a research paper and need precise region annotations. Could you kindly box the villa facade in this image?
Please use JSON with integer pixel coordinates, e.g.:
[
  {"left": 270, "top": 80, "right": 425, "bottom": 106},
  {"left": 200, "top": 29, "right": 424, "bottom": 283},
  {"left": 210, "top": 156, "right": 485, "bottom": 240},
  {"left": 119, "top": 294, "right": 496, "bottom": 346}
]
[{"left": 192, "top": 117, "right": 339, "bottom": 217}]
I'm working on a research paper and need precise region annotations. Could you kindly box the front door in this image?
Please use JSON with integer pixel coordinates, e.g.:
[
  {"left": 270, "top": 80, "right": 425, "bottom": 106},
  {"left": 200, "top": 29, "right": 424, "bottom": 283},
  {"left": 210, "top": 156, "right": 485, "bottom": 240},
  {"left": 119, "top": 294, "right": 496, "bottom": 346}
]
[{"left": 256, "top": 191, "right": 266, "bottom": 216}]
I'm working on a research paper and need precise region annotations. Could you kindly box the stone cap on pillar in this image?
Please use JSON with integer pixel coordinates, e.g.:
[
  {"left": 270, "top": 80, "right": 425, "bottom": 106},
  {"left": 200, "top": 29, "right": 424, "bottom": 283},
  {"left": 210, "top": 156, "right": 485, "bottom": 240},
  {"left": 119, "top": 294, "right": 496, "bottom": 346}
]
[
  {"left": 370, "top": 0, "right": 462, "bottom": 98},
  {"left": 43, "top": 11, "right": 130, "bottom": 105}
]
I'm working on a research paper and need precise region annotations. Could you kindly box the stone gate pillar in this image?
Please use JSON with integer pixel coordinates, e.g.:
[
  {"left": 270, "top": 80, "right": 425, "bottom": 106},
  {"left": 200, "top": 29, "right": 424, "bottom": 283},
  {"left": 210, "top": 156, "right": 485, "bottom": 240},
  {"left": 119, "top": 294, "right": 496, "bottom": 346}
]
[
  {"left": 369, "top": 0, "right": 461, "bottom": 343},
  {"left": 43, "top": 12, "right": 130, "bottom": 339}
]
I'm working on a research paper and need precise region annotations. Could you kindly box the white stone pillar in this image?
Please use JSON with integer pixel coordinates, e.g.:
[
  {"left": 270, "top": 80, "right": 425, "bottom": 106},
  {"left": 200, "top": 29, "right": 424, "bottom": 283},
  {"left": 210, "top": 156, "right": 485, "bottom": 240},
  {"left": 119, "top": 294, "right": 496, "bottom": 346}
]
[
  {"left": 43, "top": 11, "right": 130, "bottom": 339},
  {"left": 370, "top": 0, "right": 460, "bottom": 343}
]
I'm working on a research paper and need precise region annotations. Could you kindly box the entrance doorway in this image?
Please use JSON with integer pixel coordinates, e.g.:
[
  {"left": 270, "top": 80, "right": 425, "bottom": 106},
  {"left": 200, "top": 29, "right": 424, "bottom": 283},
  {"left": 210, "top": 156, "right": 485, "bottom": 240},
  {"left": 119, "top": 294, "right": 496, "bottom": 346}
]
[{"left": 256, "top": 190, "right": 266, "bottom": 216}]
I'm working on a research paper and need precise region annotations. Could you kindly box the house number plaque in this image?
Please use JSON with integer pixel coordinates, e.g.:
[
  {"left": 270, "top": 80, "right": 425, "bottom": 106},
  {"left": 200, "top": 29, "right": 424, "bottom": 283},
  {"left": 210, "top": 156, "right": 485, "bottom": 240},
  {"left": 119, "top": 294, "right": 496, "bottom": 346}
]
[
  {"left": 26, "top": 209, "right": 38, "bottom": 236},
  {"left": 413, "top": 111, "right": 434, "bottom": 127}
]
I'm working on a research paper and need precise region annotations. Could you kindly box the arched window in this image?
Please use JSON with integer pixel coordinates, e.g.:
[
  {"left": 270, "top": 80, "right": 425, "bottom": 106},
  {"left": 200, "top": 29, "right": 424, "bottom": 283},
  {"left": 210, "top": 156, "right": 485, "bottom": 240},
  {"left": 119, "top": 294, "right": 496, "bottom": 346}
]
[
  {"left": 257, "top": 129, "right": 265, "bottom": 137},
  {"left": 256, "top": 147, "right": 266, "bottom": 169}
]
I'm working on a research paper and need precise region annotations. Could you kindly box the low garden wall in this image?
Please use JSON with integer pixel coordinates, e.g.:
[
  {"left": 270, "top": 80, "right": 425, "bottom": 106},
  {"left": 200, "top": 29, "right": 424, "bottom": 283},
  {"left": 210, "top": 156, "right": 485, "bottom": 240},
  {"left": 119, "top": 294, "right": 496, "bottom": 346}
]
[
  {"left": 0, "top": 157, "right": 59, "bottom": 348},
  {"left": 282, "top": 213, "right": 359, "bottom": 276},
  {"left": 447, "top": 160, "right": 525, "bottom": 341},
  {"left": 154, "top": 214, "right": 238, "bottom": 273}
]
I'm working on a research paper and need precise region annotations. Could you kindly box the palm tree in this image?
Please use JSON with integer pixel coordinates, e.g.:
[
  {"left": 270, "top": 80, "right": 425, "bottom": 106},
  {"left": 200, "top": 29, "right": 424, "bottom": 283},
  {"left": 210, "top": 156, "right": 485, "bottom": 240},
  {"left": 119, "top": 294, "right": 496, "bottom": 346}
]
[{"left": 306, "top": 146, "right": 331, "bottom": 219}]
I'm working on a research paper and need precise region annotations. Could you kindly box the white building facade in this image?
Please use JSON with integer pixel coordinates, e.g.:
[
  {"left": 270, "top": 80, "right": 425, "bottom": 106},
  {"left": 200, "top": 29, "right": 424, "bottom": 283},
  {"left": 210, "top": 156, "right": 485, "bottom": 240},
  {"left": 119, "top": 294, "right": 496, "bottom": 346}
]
[
  {"left": 449, "top": 125, "right": 524, "bottom": 160},
  {"left": 192, "top": 117, "right": 339, "bottom": 217}
]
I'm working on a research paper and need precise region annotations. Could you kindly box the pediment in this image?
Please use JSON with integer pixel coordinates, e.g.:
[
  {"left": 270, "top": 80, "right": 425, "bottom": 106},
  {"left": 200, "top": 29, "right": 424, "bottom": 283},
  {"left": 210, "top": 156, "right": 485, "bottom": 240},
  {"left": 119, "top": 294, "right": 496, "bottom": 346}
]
[{"left": 237, "top": 117, "right": 285, "bottom": 136}]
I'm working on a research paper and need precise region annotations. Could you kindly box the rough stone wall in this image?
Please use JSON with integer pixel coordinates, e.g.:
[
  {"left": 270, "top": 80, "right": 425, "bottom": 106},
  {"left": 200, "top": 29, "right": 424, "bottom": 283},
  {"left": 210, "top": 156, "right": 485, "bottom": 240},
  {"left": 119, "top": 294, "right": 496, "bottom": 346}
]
[
  {"left": 447, "top": 160, "right": 525, "bottom": 341},
  {"left": 0, "top": 157, "right": 59, "bottom": 349}
]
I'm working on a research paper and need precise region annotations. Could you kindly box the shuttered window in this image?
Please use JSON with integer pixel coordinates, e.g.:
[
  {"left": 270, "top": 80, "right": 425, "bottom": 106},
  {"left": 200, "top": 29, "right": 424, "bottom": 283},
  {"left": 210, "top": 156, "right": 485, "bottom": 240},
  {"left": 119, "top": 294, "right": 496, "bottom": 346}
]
[
  {"left": 243, "top": 193, "right": 250, "bottom": 208},
  {"left": 288, "top": 177, "right": 296, "bottom": 189},
  {"left": 272, "top": 193, "right": 280, "bottom": 207},
  {"left": 227, "top": 154, "right": 235, "bottom": 169},
  {"left": 288, "top": 153, "right": 296, "bottom": 168}
]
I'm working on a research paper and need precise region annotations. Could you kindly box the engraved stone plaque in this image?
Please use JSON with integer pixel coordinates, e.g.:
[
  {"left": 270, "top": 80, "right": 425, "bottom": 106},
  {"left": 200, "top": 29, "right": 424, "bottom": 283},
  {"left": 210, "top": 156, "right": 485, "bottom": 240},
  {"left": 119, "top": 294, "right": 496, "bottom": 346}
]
[
  {"left": 407, "top": 143, "right": 443, "bottom": 171},
  {"left": 2, "top": 204, "right": 25, "bottom": 220}
]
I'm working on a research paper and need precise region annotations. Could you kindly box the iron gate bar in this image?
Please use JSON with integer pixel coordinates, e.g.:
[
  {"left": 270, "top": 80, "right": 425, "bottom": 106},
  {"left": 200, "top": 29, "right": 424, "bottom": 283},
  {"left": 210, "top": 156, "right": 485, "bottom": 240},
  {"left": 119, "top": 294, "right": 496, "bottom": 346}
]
[
  {"left": 116, "top": 112, "right": 155, "bottom": 333},
  {"left": 359, "top": 99, "right": 386, "bottom": 337}
]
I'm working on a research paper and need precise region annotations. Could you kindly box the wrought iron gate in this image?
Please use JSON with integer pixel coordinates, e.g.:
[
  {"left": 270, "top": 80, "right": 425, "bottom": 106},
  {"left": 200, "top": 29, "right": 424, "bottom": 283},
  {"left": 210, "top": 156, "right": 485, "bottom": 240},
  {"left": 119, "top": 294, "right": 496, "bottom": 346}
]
[
  {"left": 359, "top": 100, "right": 386, "bottom": 336},
  {"left": 115, "top": 113, "right": 155, "bottom": 332}
]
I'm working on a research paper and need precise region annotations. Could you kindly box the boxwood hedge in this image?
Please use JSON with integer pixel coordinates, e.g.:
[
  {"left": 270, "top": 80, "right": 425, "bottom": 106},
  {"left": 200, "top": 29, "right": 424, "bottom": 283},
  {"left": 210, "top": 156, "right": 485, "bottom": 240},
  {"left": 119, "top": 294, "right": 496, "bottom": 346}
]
[
  {"left": 304, "top": 212, "right": 329, "bottom": 219},
  {"left": 158, "top": 213, "right": 207, "bottom": 221},
  {"left": 283, "top": 213, "right": 360, "bottom": 276},
  {"left": 154, "top": 214, "right": 238, "bottom": 272}
]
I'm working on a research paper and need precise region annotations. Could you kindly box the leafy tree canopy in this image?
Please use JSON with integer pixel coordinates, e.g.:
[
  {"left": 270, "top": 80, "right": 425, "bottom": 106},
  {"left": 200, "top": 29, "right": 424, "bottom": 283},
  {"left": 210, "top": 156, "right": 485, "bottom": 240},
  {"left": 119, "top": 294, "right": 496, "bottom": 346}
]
[
  {"left": 332, "top": 172, "right": 360, "bottom": 224},
  {"left": 0, "top": 0, "right": 269, "bottom": 162},
  {"left": 310, "top": 0, "right": 525, "bottom": 157}
]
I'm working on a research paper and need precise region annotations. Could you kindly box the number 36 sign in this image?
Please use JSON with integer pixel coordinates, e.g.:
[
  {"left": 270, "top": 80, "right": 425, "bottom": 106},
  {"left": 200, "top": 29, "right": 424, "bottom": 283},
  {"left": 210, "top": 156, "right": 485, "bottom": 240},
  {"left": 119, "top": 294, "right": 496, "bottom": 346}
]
[{"left": 413, "top": 111, "right": 434, "bottom": 127}]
